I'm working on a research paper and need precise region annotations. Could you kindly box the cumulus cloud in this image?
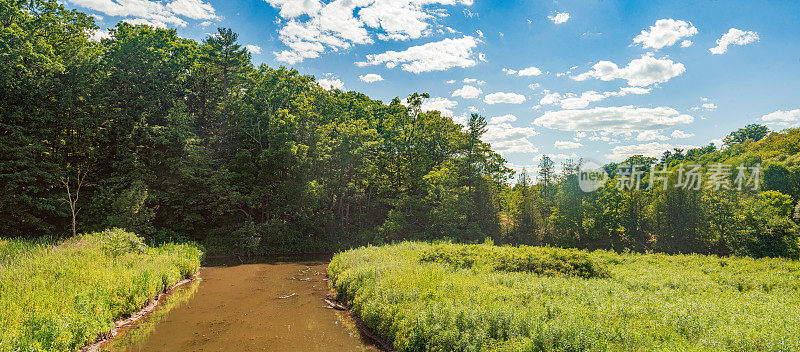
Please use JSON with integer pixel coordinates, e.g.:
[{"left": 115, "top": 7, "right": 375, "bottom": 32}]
[
  {"left": 503, "top": 66, "right": 543, "bottom": 76},
  {"left": 89, "top": 29, "right": 111, "bottom": 41},
  {"left": 681, "top": 40, "right": 694, "bottom": 47},
  {"left": 573, "top": 55, "right": 685, "bottom": 87},
  {"left": 67, "top": 0, "right": 217, "bottom": 28},
  {"left": 538, "top": 86, "right": 651, "bottom": 110},
  {"left": 245, "top": 45, "right": 262, "bottom": 55},
  {"left": 356, "top": 36, "right": 481, "bottom": 73},
  {"left": 489, "top": 114, "right": 517, "bottom": 124},
  {"left": 484, "top": 123, "right": 539, "bottom": 154},
  {"left": 484, "top": 92, "right": 526, "bottom": 104},
  {"left": 534, "top": 106, "right": 694, "bottom": 133},
  {"left": 710, "top": 28, "right": 759, "bottom": 54},
  {"left": 317, "top": 78, "right": 345, "bottom": 90},
  {"left": 463, "top": 77, "right": 485, "bottom": 85},
  {"left": 548, "top": 12, "right": 569, "bottom": 24},
  {"left": 554, "top": 141, "right": 583, "bottom": 149},
  {"left": 167, "top": 0, "right": 218, "bottom": 20},
  {"left": 452, "top": 85, "right": 482, "bottom": 99},
  {"left": 671, "top": 130, "right": 695, "bottom": 139},
  {"left": 632, "top": 19, "right": 697, "bottom": 50},
  {"left": 419, "top": 97, "right": 458, "bottom": 116},
  {"left": 691, "top": 102, "right": 717, "bottom": 111},
  {"left": 607, "top": 142, "right": 696, "bottom": 161},
  {"left": 266, "top": 0, "right": 474, "bottom": 63},
  {"left": 636, "top": 130, "right": 670, "bottom": 141},
  {"left": 761, "top": 109, "right": 800, "bottom": 126},
  {"left": 359, "top": 73, "right": 384, "bottom": 82}
]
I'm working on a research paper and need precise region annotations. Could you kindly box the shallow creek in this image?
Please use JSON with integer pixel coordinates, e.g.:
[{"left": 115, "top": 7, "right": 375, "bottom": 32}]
[{"left": 98, "top": 257, "right": 381, "bottom": 352}]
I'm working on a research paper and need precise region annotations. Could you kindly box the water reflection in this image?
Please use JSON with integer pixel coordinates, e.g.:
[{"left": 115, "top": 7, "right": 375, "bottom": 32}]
[{"left": 99, "top": 258, "right": 381, "bottom": 352}]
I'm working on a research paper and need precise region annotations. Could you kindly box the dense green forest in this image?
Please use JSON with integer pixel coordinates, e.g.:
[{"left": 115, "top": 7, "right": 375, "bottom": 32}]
[{"left": 2, "top": 0, "right": 799, "bottom": 257}]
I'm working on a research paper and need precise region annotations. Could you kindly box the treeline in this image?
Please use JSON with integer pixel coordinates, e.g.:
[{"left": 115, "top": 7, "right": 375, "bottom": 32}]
[
  {"left": 1, "top": 0, "right": 509, "bottom": 252},
  {"left": 2, "top": 0, "right": 799, "bottom": 257},
  {"left": 503, "top": 126, "right": 800, "bottom": 259}
]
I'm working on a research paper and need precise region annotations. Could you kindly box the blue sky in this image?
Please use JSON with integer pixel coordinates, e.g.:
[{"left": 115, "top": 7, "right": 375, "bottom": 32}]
[{"left": 69, "top": 0, "right": 800, "bottom": 171}]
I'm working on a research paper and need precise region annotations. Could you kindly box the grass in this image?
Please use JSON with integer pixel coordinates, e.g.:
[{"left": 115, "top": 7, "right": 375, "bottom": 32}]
[
  {"left": 0, "top": 229, "right": 203, "bottom": 352},
  {"left": 329, "top": 242, "right": 800, "bottom": 352}
]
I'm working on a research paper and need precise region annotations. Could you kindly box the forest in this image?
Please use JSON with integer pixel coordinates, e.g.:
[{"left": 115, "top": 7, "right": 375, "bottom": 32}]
[{"left": 2, "top": 0, "right": 800, "bottom": 259}]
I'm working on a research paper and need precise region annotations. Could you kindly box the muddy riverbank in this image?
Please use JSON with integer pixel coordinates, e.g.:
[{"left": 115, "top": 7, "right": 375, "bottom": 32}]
[{"left": 98, "top": 257, "right": 381, "bottom": 352}]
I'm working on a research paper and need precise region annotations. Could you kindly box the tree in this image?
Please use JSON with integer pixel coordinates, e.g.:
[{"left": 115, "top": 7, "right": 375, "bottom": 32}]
[
  {"left": 538, "top": 155, "right": 555, "bottom": 196},
  {"left": 59, "top": 170, "right": 89, "bottom": 237},
  {"left": 723, "top": 124, "right": 769, "bottom": 147},
  {"left": 465, "top": 113, "right": 488, "bottom": 196}
]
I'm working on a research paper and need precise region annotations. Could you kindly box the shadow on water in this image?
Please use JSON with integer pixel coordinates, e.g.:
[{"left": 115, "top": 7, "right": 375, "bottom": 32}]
[{"left": 99, "top": 255, "right": 381, "bottom": 352}]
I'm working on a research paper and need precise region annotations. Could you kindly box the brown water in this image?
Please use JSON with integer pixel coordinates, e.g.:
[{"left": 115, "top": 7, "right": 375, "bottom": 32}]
[{"left": 99, "top": 258, "right": 381, "bottom": 352}]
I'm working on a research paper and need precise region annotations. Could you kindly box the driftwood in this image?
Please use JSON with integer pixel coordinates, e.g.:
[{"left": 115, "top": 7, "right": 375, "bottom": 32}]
[
  {"left": 324, "top": 299, "right": 346, "bottom": 310},
  {"left": 278, "top": 293, "right": 297, "bottom": 299}
]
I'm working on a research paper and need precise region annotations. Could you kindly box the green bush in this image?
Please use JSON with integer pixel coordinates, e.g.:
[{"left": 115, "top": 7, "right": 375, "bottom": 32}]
[
  {"left": 330, "top": 242, "right": 800, "bottom": 352},
  {"left": 419, "top": 243, "right": 611, "bottom": 278},
  {"left": 0, "top": 230, "right": 202, "bottom": 352}
]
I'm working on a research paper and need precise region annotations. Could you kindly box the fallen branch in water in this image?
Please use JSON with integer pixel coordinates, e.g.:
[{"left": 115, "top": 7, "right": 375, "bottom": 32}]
[
  {"left": 324, "top": 299, "right": 346, "bottom": 310},
  {"left": 278, "top": 293, "right": 297, "bottom": 299}
]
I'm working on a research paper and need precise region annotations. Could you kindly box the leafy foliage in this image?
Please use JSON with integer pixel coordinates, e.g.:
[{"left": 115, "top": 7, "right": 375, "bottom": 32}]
[
  {"left": 330, "top": 242, "right": 800, "bottom": 352},
  {"left": 0, "top": 230, "right": 202, "bottom": 352}
]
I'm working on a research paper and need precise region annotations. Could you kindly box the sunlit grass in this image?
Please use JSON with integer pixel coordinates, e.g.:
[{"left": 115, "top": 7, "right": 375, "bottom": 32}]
[
  {"left": 0, "top": 229, "right": 203, "bottom": 352},
  {"left": 329, "top": 242, "right": 800, "bottom": 352}
]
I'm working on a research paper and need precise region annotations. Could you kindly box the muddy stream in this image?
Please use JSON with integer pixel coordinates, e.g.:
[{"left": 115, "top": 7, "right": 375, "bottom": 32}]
[{"left": 98, "top": 257, "right": 381, "bottom": 352}]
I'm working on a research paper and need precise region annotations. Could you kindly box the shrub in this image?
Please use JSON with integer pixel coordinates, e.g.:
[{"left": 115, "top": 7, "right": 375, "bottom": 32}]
[
  {"left": 419, "top": 243, "right": 611, "bottom": 279},
  {"left": 0, "top": 230, "right": 202, "bottom": 352},
  {"left": 330, "top": 242, "right": 800, "bottom": 352}
]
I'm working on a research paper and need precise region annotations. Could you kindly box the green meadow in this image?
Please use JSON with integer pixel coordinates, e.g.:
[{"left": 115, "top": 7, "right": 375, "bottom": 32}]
[
  {"left": 0, "top": 229, "right": 202, "bottom": 352},
  {"left": 329, "top": 242, "right": 800, "bottom": 352}
]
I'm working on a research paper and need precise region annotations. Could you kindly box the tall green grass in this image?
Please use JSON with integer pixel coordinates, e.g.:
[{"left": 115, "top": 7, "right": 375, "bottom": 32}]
[
  {"left": 329, "top": 242, "right": 800, "bottom": 352},
  {"left": 0, "top": 229, "right": 202, "bottom": 352}
]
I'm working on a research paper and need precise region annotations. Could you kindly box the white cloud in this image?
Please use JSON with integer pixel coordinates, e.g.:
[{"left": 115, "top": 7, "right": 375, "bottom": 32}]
[
  {"left": 484, "top": 123, "right": 539, "bottom": 154},
  {"left": 419, "top": 97, "right": 458, "bottom": 117},
  {"left": 359, "top": 73, "right": 384, "bottom": 82},
  {"left": 548, "top": 12, "right": 569, "bottom": 24},
  {"left": 503, "top": 66, "right": 543, "bottom": 76},
  {"left": 528, "top": 83, "right": 540, "bottom": 91},
  {"left": 452, "top": 85, "right": 482, "bottom": 99},
  {"left": 356, "top": 36, "right": 480, "bottom": 73},
  {"left": 264, "top": 0, "right": 323, "bottom": 18},
  {"left": 761, "top": 109, "right": 800, "bottom": 126},
  {"left": 489, "top": 114, "right": 517, "bottom": 124},
  {"left": 606, "top": 142, "right": 696, "bottom": 161},
  {"left": 573, "top": 55, "right": 685, "bottom": 87},
  {"left": 167, "top": 0, "right": 217, "bottom": 20},
  {"left": 467, "top": 106, "right": 478, "bottom": 113},
  {"left": 484, "top": 92, "right": 526, "bottom": 104},
  {"left": 534, "top": 106, "right": 694, "bottom": 133},
  {"left": 463, "top": 78, "right": 485, "bottom": 85},
  {"left": 554, "top": 141, "right": 583, "bottom": 149},
  {"left": 710, "top": 28, "right": 759, "bottom": 55},
  {"left": 636, "top": 130, "right": 670, "bottom": 141},
  {"left": 317, "top": 78, "right": 345, "bottom": 90},
  {"left": 691, "top": 102, "right": 717, "bottom": 111},
  {"left": 245, "top": 45, "right": 262, "bottom": 55},
  {"left": 538, "top": 86, "right": 651, "bottom": 110},
  {"left": 266, "top": 0, "right": 473, "bottom": 63},
  {"left": 671, "top": 130, "right": 695, "bottom": 139},
  {"left": 681, "top": 40, "right": 694, "bottom": 47},
  {"left": 67, "top": 0, "right": 218, "bottom": 28},
  {"left": 89, "top": 29, "right": 111, "bottom": 41},
  {"left": 632, "top": 19, "right": 697, "bottom": 50}
]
